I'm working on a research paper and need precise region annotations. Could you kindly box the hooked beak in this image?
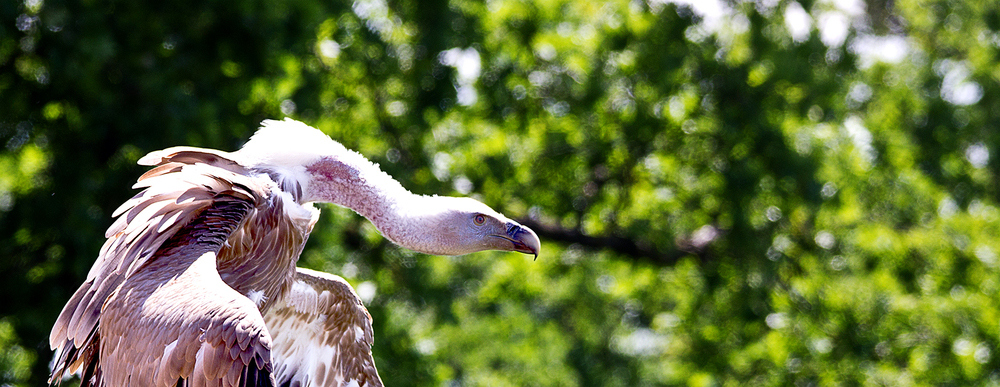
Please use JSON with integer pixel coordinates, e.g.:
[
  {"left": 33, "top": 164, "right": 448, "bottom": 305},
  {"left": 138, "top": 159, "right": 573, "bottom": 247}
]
[{"left": 496, "top": 221, "right": 541, "bottom": 259}]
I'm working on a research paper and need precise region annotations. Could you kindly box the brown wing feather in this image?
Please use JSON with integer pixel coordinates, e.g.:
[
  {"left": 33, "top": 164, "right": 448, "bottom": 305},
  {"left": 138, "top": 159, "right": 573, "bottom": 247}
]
[
  {"left": 100, "top": 251, "right": 273, "bottom": 387},
  {"left": 49, "top": 149, "right": 273, "bottom": 385},
  {"left": 137, "top": 146, "right": 244, "bottom": 173},
  {"left": 265, "top": 268, "right": 383, "bottom": 387}
]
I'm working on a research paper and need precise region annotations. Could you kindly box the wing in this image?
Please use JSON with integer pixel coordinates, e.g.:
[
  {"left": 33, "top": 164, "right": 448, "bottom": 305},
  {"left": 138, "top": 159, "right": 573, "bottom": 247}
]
[
  {"left": 48, "top": 148, "right": 269, "bottom": 384},
  {"left": 265, "top": 268, "right": 383, "bottom": 387},
  {"left": 99, "top": 251, "right": 274, "bottom": 387}
]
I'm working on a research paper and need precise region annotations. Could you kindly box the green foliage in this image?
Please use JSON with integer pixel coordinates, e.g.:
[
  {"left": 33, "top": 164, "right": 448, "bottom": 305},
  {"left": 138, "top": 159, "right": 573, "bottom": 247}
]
[
  {"left": 0, "top": 317, "right": 35, "bottom": 384},
  {"left": 5, "top": 0, "right": 1000, "bottom": 385}
]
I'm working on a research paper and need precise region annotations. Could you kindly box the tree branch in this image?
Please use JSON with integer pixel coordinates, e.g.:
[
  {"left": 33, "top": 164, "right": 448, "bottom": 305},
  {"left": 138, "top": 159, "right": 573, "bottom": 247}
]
[{"left": 516, "top": 218, "right": 715, "bottom": 265}]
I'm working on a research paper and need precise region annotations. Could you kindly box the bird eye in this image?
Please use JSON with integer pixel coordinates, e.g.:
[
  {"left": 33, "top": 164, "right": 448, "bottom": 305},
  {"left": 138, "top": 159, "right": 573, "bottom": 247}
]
[{"left": 474, "top": 214, "right": 486, "bottom": 225}]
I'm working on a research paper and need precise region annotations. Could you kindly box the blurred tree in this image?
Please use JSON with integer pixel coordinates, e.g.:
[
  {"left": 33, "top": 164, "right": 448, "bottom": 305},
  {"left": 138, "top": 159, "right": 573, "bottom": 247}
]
[{"left": 5, "top": 0, "right": 1000, "bottom": 386}]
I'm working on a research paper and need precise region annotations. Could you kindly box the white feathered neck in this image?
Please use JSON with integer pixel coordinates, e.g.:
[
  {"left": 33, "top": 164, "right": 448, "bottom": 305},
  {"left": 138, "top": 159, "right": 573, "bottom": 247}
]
[{"left": 236, "top": 118, "right": 410, "bottom": 201}]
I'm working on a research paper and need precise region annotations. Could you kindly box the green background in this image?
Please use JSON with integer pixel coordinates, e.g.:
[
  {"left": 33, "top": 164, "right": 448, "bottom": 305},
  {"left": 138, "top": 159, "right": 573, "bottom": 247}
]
[{"left": 3, "top": 0, "right": 1000, "bottom": 385}]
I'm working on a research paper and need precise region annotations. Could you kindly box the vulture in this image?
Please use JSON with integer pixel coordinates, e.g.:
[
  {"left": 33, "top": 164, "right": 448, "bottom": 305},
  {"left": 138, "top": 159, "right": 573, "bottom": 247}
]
[{"left": 48, "top": 118, "right": 541, "bottom": 387}]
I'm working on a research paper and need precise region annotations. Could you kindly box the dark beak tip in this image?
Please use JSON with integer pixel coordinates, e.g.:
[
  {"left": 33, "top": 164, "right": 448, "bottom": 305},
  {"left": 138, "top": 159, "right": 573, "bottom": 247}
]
[{"left": 522, "top": 244, "right": 540, "bottom": 260}]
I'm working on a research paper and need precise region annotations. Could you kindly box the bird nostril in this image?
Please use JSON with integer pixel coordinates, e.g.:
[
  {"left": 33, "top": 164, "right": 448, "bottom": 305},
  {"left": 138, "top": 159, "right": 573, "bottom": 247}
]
[{"left": 506, "top": 223, "right": 520, "bottom": 237}]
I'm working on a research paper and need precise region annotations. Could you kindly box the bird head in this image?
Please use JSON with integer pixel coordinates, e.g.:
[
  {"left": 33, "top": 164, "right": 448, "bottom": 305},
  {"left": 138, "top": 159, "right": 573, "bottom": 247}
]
[{"left": 419, "top": 197, "right": 541, "bottom": 258}]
